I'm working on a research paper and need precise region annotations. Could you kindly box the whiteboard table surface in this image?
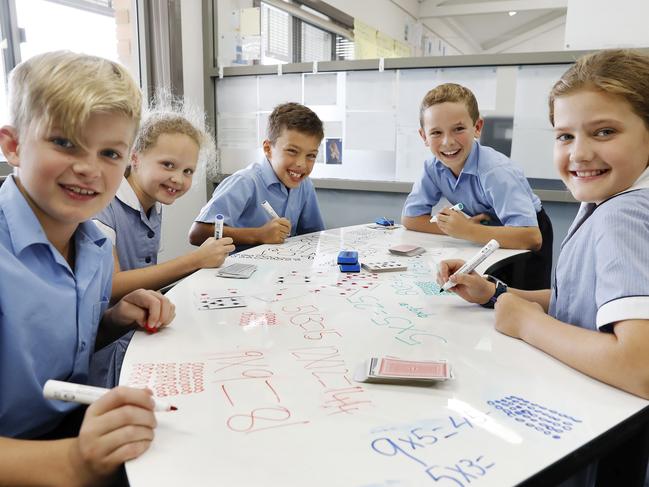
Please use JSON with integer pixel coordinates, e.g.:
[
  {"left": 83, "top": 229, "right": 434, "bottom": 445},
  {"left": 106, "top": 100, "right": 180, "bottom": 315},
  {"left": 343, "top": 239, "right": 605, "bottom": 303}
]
[{"left": 122, "top": 225, "right": 648, "bottom": 487}]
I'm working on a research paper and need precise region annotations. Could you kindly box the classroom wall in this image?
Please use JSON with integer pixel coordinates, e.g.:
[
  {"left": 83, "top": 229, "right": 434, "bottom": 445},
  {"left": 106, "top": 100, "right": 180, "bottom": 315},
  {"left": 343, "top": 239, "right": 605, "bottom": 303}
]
[{"left": 315, "top": 187, "right": 579, "bottom": 275}]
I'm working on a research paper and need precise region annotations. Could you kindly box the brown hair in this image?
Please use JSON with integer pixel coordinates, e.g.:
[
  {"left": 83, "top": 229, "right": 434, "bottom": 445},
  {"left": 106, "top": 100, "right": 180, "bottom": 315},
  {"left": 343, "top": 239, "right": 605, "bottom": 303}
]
[
  {"left": 8, "top": 50, "right": 141, "bottom": 146},
  {"left": 419, "top": 83, "right": 480, "bottom": 127},
  {"left": 267, "top": 102, "right": 324, "bottom": 144},
  {"left": 133, "top": 113, "right": 203, "bottom": 154},
  {"left": 549, "top": 49, "right": 649, "bottom": 128}
]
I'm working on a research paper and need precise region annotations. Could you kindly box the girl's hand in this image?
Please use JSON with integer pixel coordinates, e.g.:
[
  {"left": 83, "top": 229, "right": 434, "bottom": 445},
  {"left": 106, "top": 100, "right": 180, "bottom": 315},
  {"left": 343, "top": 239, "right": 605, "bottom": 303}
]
[
  {"left": 436, "top": 259, "right": 495, "bottom": 304},
  {"left": 109, "top": 289, "right": 175, "bottom": 333},
  {"left": 194, "top": 237, "right": 235, "bottom": 268},
  {"left": 494, "top": 293, "right": 545, "bottom": 339}
]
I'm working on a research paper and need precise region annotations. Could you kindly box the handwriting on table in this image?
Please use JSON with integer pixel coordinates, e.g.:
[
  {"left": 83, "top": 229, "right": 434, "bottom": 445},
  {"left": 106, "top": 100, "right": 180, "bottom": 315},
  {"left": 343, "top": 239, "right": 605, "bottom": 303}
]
[
  {"left": 289, "top": 345, "right": 372, "bottom": 415},
  {"left": 371, "top": 416, "right": 495, "bottom": 485},
  {"left": 209, "top": 350, "right": 309, "bottom": 434},
  {"left": 346, "top": 295, "right": 447, "bottom": 345}
]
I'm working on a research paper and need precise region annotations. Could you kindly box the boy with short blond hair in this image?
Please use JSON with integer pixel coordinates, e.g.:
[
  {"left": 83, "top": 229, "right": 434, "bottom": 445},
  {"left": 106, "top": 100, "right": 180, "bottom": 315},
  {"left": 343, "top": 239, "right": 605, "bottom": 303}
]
[
  {"left": 189, "top": 102, "right": 325, "bottom": 251},
  {"left": 0, "top": 51, "right": 175, "bottom": 486},
  {"left": 402, "top": 83, "right": 553, "bottom": 288}
]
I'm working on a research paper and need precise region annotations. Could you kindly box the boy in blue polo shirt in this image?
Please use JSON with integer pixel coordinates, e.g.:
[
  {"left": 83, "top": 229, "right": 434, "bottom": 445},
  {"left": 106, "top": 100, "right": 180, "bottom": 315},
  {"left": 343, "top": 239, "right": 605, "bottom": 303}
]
[
  {"left": 402, "top": 83, "right": 552, "bottom": 288},
  {"left": 0, "top": 51, "right": 174, "bottom": 486},
  {"left": 189, "top": 102, "right": 325, "bottom": 250}
]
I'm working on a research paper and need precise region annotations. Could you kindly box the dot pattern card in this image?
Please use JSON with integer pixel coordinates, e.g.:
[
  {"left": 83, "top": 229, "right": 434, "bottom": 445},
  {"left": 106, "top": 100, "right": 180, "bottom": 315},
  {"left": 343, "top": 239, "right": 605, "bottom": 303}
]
[
  {"left": 196, "top": 293, "right": 247, "bottom": 310},
  {"left": 361, "top": 261, "right": 407, "bottom": 273}
]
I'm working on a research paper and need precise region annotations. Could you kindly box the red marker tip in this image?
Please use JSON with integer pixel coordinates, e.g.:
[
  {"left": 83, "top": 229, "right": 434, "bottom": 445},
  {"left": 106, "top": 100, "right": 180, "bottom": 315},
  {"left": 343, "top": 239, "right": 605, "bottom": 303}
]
[{"left": 170, "top": 406, "right": 178, "bottom": 411}]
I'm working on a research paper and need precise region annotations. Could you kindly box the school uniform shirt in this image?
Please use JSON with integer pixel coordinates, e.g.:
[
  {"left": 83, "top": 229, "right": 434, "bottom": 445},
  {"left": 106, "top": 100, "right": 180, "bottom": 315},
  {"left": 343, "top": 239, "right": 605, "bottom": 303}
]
[
  {"left": 550, "top": 169, "right": 649, "bottom": 331},
  {"left": 0, "top": 176, "right": 113, "bottom": 438},
  {"left": 195, "top": 158, "right": 325, "bottom": 250},
  {"left": 402, "top": 140, "right": 541, "bottom": 227},
  {"left": 93, "top": 177, "right": 162, "bottom": 271}
]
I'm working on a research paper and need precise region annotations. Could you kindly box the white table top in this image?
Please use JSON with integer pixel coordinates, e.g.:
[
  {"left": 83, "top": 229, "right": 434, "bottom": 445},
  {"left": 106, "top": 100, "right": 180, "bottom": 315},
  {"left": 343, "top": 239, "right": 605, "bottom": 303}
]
[{"left": 122, "top": 224, "right": 648, "bottom": 487}]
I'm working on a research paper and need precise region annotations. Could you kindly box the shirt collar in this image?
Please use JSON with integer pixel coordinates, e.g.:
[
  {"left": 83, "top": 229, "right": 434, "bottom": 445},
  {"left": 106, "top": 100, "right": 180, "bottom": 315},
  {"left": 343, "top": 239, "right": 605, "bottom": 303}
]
[
  {"left": 116, "top": 177, "right": 162, "bottom": 214},
  {"left": 434, "top": 140, "right": 479, "bottom": 176},
  {"left": 259, "top": 157, "right": 283, "bottom": 190},
  {"left": 623, "top": 166, "right": 649, "bottom": 192},
  {"left": 0, "top": 175, "right": 108, "bottom": 255}
]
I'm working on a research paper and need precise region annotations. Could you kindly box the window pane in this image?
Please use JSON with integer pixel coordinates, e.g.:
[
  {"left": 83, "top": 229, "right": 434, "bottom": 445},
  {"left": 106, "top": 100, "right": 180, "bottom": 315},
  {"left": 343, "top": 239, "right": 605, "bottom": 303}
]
[
  {"left": 16, "top": 0, "right": 120, "bottom": 62},
  {"left": 335, "top": 35, "right": 355, "bottom": 61},
  {"left": 0, "top": 47, "right": 8, "bottom": 127},
  {"left": 261, "top": 2, "right": 290, "bottom": 64},
  {"left": 301, "top": 22, "right": 332, "bottom": 62}
]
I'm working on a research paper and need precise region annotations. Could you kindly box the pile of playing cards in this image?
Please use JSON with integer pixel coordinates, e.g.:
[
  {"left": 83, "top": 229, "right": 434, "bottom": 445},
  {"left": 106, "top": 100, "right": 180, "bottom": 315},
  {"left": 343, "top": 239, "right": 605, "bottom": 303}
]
[
  {"left": 361, "top": 261, "right": 407, "bottom": 273},
  {"left": 217, "top": 263, "right": 257, "bottom": 279},
  {"left": 356, "top": 357, "right": 452, "bottom": 384},
  {"left": 389, "top": 244, "right": 426, "bottom": 257}
]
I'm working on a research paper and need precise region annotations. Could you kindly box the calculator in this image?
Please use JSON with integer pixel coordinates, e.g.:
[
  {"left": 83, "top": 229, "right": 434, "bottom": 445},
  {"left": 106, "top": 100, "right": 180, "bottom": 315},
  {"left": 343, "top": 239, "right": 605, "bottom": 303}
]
[{"left": 216, "top": 263, "right": 257, "bottom": 279}]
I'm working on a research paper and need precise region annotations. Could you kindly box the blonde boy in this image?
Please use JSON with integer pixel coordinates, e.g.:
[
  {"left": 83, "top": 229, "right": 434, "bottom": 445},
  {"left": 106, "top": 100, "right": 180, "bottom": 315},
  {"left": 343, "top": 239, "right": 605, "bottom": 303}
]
[{"left": 0, "top": 51, "right": 174, "bottom": 486}]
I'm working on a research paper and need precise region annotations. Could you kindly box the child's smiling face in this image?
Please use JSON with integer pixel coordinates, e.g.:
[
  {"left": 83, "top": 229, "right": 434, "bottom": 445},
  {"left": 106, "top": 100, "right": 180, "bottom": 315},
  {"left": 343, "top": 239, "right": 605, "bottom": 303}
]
[
  {"left": 553, "top": 89, "right": 649, "bottom": 203},
  {"left": 419, "top": 101, "right": 483, "bottom": 177},
  {"left": 264, "top": 128, "right": 320, "bottom": 189},
  {"left": 2, "top": 111, "right": 134, "bottom": 238},
  {"left": 130, "top": 132, "right": 199, "bottom": 210}
]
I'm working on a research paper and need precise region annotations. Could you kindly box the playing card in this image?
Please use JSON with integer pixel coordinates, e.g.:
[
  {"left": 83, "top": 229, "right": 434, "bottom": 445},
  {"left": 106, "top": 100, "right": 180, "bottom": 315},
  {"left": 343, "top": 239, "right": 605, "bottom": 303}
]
[
  {"left": 389, "top": 244, "right": 426, "bottom": 256},
  {"left": 217, "top": 263, "right": 257, "bottom": 279},
  {"left": 361, "top": 261, "right": 407, "bottom": 272},
  {"left": 196, "top": 293, "right": 247, "bottom": 310},
  {"left": 274, "top": 270, "right": 327, "bottom": 285}
]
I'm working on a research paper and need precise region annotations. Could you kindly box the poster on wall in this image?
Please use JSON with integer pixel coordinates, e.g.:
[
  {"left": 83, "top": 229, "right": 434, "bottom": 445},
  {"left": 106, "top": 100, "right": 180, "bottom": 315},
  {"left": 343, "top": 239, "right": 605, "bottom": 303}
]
[{"left": 325, "top": 138, "right": 343, "bottom": 164}]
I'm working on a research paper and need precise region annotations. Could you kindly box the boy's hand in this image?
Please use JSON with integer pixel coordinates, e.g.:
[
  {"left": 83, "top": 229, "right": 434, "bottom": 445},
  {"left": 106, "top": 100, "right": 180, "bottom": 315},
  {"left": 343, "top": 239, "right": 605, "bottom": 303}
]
[
  {"left": 70, "top": 387, "right": 157, "bottom": 484},
  {"left": 436, "top": 259, "right": 495, "bottom": 304},
  {"left": 435, "top": 209, "right": 477, "bottom": 239},
  {"left": 193, "top": 237, "right": 235, "bottom": 269},
  {"left": 258, "top": 218, "right": 291, "bottom": 244},
  {"left": 494, "top": 293, "right": 544, "bottom": 339},
  {"left": 108, "top": 289, "right": 175, "bottom": 333}
]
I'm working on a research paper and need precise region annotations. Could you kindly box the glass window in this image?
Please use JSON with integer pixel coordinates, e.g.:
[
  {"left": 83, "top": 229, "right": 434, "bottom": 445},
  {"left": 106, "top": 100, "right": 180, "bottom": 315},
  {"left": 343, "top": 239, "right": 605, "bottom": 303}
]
[
  {"left": 301, "top": 22, "right": 332, "bottom": 62},
  {"left": 261, "top": 3, "right": 291, "bottom": 64},
  {"left": 15, "top": 0, "right": 119, "bottom": 62}
]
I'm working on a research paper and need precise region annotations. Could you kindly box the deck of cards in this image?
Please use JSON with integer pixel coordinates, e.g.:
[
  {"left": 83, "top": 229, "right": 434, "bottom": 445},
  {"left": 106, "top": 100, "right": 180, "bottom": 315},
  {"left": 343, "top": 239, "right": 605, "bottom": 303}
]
[
  {"left": 389, "top": 244, "right": 426, "bottom": 257},
  {"left": 217, "top": 263, "right": 257, "bottom": 279},
  {"left": 356, "top": 357, "right": 451, "bottom": 384}
]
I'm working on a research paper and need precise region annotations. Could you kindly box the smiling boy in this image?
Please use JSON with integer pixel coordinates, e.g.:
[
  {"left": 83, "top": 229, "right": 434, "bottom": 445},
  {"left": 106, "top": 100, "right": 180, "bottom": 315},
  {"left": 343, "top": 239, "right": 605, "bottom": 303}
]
[
  {"left": 402, "top": 83, "right": 553, "bottom": 288},
  {"left": 189, "top": 102, "right": 325, "bottom": 250}
]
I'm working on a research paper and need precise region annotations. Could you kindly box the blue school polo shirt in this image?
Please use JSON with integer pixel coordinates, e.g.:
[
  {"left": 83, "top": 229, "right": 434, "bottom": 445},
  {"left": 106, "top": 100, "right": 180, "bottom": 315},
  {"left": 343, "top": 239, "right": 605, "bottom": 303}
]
[
  {"left": 0, "top": 176, "right": 113, "bottom": 438},
  {"left": 195, "top": 158, "right": 325, "bottom": 248},
  {"left": 402, "top": 141, "right": 541, "bottom": 227},
  {"left": 550, "top": 170, "right": 649, "bottom": 331},
  {"left": 93, "top": 178, "right": 162, "bottom": 271}
]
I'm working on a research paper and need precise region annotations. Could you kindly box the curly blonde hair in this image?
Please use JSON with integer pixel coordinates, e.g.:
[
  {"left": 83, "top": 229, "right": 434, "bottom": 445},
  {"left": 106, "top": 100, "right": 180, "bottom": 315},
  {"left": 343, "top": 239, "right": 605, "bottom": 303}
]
[{"left": 132, "top": 92, "right": 217, "bottom": 181}]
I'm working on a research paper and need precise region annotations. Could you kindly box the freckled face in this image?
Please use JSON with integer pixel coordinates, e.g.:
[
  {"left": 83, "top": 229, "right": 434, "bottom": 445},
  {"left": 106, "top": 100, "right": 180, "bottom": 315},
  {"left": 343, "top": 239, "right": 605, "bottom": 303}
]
[
  {"left": 419, "top": 102, "right": 483, "bottom": 176},
  {"left": 552, "top": 89, "right": 649, "bottom": 203},
  {"left": 264, "top": 129, "right": 320, "bottom": 189}
]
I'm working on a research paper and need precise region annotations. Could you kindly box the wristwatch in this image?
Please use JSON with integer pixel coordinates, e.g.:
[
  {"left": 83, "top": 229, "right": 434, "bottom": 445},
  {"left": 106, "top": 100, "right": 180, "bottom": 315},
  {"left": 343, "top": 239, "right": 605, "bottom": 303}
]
[{"left": 481, "top": 275, "right": 508, "bottom": 309}]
